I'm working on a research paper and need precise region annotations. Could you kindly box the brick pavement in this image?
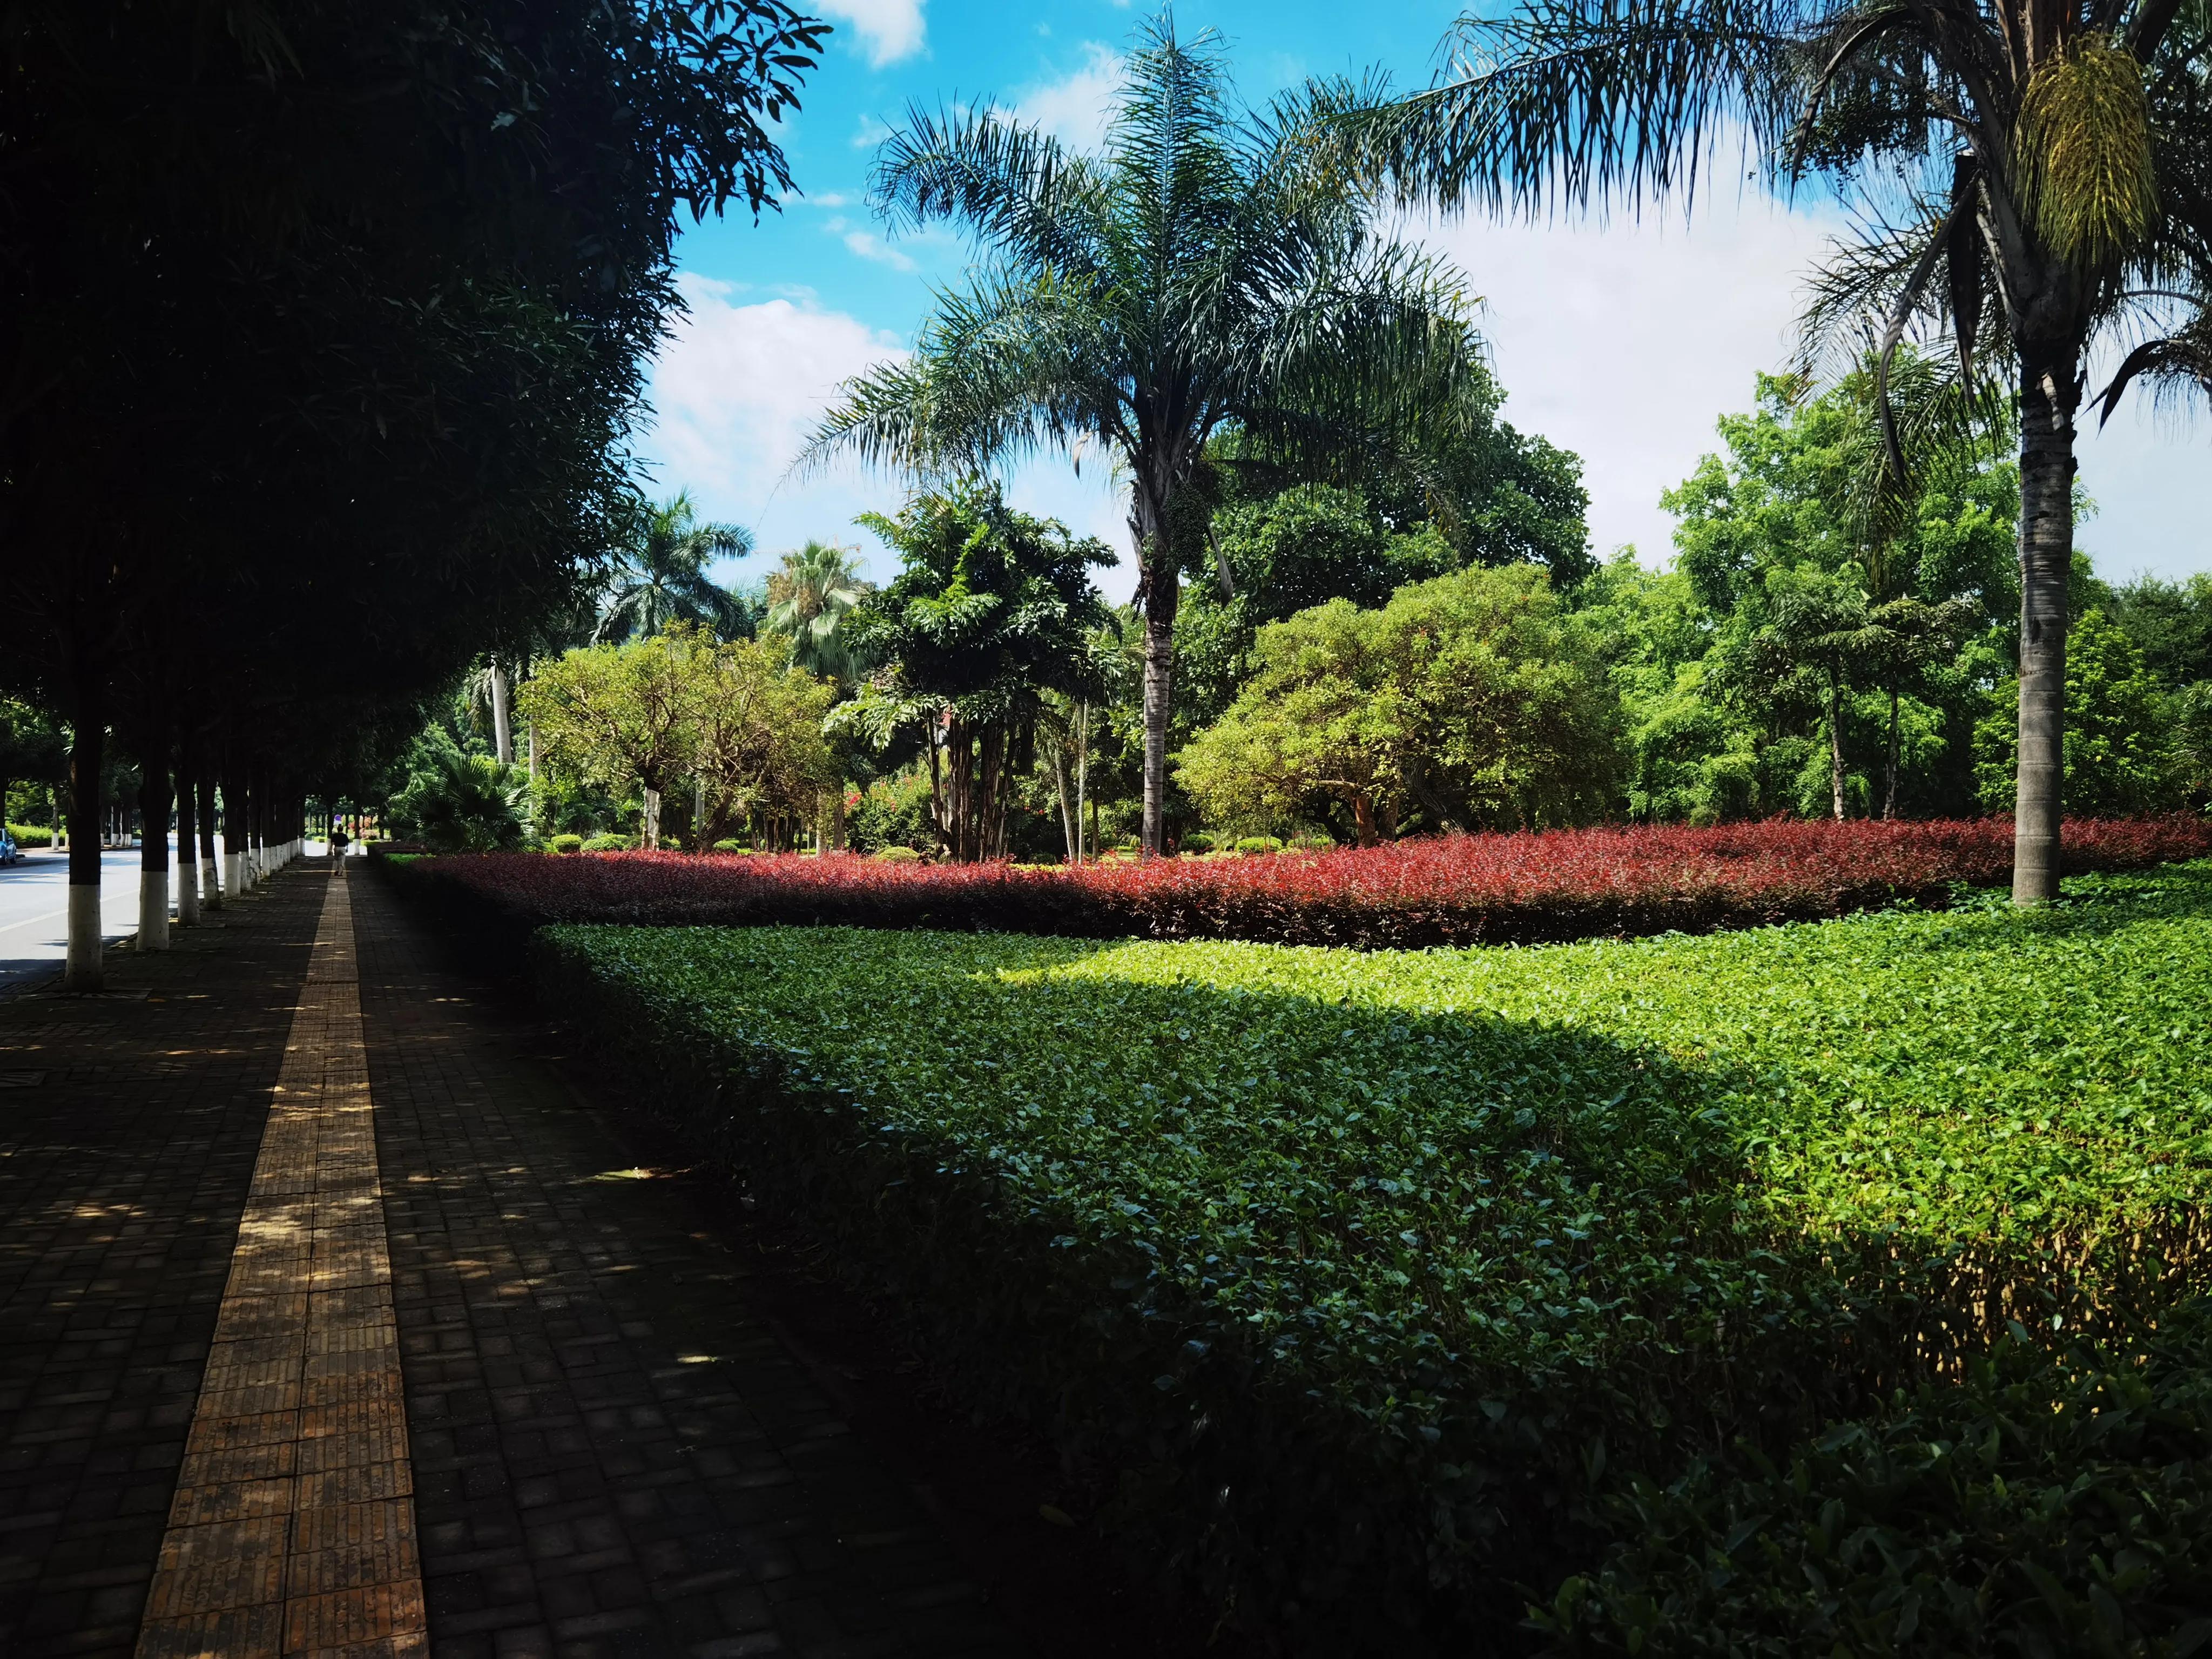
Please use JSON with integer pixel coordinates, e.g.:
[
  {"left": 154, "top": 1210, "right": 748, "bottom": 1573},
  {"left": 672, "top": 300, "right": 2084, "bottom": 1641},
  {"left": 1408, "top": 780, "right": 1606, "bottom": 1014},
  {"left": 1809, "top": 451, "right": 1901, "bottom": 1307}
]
[
  {"left": 2, "top": 860, "right": 1027, "bottom": 1658},
  {"left": 350, "top": 869, "right": 1018, "bottom": 1659},
  {"left": 0, "top": 864, "right": 327, "bottom": 1657}
]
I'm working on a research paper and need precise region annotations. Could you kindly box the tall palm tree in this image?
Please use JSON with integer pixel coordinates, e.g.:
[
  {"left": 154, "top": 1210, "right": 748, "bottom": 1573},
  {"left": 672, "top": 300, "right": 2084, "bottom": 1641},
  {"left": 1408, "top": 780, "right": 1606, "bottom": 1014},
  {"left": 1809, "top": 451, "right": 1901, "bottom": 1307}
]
[
  {"left": 594, "top": 491, "right": 752, "bottom": 644},
  {"left": 763, "top": 541, "right": 871, "bottom": 681},
  {"left": 1354, "top": 0, "right": 2210, "bottom": 901},
  {"left": 802, "top": 16, "right": 1494, "bottom": 855}
]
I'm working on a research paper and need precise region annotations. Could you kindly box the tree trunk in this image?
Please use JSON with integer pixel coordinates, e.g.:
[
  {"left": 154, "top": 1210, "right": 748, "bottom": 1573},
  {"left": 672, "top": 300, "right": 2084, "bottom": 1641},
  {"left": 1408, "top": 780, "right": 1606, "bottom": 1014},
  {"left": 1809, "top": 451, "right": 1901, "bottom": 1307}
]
[
  {"left": 490, "top": 657, "right": 514, "bottom": 765},
  {"left": 2013, "top": 342, "right": 2077, "bottom": 905},
  {"left": 138, "top": 741, "right": 172, "bottom": 949},
  {"left": 527, "top": 718, "right": 539, "bottom": 781},
  {"left": 65, "top": 718, "right": 104, "bottom": 989},
  {"left": 830, "top": 785, "right": 846, "bottom": 853},
  {"left": 1826, "top": 670, "right": 1847, "bottom": 821},
  {"left": 1053, "top": 744, "right": 1076, "bottom": 864},
  {"left": 175, "top": 739, "right": 200, "bottom": 925},
  {"left": 1883, "top": 685, "right": 1901, "bottom": 820},
  {"left": 199, "top": 767, "right": 220, "bottom": 908},
  {"left": 1141, "top": 571, "right": 1177, "bottom": 858},
  {"left": 642, "top": 785, "right": 662, "bottom": 851},
  {"left": 1075, "top": 703, "right": 1088, "bottom": 866}
]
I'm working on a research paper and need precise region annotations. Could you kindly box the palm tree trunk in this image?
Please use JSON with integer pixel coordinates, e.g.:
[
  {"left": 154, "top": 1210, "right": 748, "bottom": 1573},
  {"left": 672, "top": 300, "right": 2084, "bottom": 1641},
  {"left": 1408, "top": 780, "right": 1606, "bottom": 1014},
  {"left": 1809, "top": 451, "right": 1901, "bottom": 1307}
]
[
  {"left": 490, "top": 657, "right": 513, "bottom": 765},
  {"left": 64, "top": 716, "right": 104, "bottom": 990},
  {"left": 2013, "top": 342, "right": 2076, "bottom": 905},
  {"left": 1826, "top": 669, "right": 1847, "bottom": 821}
]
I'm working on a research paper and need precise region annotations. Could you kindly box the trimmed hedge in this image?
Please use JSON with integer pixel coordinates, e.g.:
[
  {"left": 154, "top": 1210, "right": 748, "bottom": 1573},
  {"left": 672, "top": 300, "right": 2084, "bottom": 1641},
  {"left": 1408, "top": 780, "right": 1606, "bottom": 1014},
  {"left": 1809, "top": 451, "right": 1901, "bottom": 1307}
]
[
  {"left": 518, "top": 864, "right": 2212, "bottom": 1651},
  {"left": 400, "top": 815, "right": 2212, "bottom": 950}
]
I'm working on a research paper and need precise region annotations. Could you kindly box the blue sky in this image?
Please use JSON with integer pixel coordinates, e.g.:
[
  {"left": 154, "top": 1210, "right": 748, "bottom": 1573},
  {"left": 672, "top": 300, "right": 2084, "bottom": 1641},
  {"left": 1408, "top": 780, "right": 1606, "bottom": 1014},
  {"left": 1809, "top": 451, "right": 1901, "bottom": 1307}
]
[{"left": 639, "top": 0, "right": 2211, "bottom": 599}]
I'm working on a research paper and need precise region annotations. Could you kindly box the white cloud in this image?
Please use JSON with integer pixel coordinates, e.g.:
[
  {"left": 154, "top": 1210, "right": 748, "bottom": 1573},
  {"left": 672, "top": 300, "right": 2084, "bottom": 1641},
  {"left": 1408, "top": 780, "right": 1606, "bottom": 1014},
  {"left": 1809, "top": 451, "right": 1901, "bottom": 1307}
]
[
  {"left": 642, "top": 276, "right": 908, "bottom": 565},
  {"left": 1015, "top": 43, "right": 1122, "bottom": 152},
  {"left": 824, "top": 215, "right": 918, "bottom": 271},
  {"left": 851, "top": 112, "right": 894, "bottom": 149},
  {"left": 1414, "top": 194, "right": 2212, "bottom": 581},
  {"left": 818, "top": 0, "right": 925, "bottom": 66},
  {"left": 1411, "top": 193, "right": 1842, "bottom": 564}
]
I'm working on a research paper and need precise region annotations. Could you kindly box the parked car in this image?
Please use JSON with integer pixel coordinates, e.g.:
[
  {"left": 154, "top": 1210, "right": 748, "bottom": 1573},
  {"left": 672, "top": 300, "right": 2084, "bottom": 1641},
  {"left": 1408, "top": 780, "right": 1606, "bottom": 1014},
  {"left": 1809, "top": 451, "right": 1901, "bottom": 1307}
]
[{"left": 0, "top": 830, "right": 21, "bottom": 866}]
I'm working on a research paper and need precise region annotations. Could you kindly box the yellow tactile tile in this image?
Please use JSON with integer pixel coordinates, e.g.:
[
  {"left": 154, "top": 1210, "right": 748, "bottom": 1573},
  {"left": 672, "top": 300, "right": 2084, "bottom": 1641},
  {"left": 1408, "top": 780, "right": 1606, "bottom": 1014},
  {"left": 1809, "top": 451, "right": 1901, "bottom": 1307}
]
[{"left": 136, "top": 865, "right": 426, "bottom": 1659}]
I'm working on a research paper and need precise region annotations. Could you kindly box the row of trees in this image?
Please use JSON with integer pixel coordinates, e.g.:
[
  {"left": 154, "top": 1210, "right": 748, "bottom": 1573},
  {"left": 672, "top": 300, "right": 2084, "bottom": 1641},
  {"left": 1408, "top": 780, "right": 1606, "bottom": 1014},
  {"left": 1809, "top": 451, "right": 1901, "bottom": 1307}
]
[{"left": 0, "top": 1, "right": 826, "bottom": 983}]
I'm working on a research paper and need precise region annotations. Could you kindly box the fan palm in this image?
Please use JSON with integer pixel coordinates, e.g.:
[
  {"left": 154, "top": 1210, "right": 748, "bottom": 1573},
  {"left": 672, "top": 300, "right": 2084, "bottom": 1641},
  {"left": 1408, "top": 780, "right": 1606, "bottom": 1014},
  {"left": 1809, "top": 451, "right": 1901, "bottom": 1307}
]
[
  {"left": 801, "top": 16, "right": 1495, "bottom": 855},
  {"left": 1353, "top": 0, "right": 2211, "bottom": 901},
  {"left": 594, "top": 491, "right": 752, "bottom": 644},
  {"left": 763, "top": 540, "right": 871, "bottom": 681}
]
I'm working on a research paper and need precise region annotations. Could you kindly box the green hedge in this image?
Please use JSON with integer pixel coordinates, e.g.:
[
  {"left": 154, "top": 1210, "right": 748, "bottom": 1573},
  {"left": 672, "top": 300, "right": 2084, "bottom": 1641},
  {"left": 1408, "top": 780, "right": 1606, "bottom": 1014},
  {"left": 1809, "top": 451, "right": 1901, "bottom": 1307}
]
[
  {"left": 6, "top": 823, "right": 52, "bottom": 848},
  {"left": 524, "top": 866, "right": 2212, "bottom": 1650}
]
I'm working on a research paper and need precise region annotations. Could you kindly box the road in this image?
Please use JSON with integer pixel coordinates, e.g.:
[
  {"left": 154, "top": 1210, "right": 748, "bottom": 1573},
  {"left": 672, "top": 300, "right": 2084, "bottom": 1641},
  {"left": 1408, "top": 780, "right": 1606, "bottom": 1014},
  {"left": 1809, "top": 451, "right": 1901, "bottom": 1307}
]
[{"left": 0, "top": 839, "right": 336, "bottom": 998}]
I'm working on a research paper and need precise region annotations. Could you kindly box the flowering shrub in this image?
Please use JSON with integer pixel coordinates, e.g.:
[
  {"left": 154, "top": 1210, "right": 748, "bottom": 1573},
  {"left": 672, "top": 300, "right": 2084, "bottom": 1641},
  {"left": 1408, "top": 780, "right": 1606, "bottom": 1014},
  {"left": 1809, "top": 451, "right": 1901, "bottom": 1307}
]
[{"left": 409, "top": 815, "right": 2212, "bottom": 948}]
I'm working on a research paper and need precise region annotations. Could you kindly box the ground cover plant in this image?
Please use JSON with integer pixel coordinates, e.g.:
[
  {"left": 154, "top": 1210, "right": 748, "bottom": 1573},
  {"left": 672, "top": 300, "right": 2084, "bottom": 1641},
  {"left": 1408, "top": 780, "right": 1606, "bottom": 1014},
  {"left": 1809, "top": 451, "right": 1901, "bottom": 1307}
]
[
  {"left": 414, "top": 815, "right": 2212, "bottom": 949},
  {"left": 529, "top": 862, "right": 2212, "bottom": 1650}
]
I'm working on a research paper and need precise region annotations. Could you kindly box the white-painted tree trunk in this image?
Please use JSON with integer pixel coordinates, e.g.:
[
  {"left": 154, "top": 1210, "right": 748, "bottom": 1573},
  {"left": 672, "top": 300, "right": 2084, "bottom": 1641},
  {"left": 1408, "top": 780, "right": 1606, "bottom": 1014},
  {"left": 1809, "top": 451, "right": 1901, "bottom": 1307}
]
[
  {"left": 227, "top": 842, "right": 245, "bottom": 896},
  {"left": 642, "top": 787, "right": 661, "bottom": 851},
  {"left": 139, "top": 867, "right": 170, "bottom": 950},
  {"left": 65, "top": 884, "right": 102, "bottom": 989},
  {"left": 178, "top": 849, "right": 200, "bottom": 925},
  {"left": 201, "top": 851, "right": 221, "bottom": 908}
]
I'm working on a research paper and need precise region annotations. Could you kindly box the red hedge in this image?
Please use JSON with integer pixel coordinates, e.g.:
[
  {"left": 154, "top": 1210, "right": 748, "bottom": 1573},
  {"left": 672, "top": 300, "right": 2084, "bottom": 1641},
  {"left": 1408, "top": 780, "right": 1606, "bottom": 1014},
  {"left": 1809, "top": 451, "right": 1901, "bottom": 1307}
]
[{"left": 409, "top": 816, "right": 2212, "bottom": 949}]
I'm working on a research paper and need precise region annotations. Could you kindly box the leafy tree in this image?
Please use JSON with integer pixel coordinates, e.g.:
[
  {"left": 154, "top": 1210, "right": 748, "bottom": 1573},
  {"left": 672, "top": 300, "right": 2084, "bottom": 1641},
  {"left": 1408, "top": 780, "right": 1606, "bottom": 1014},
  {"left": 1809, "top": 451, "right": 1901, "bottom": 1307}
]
[
  {"left": 595, "top": 493, "right": 754, "bottom": 644},
  {"left": 806, "top": 16, "right": 1493, "bottom": 855},
  {"left": 0, "top": 0, "right": 825, "bottom": 980},
  {"left": 1977, "top": 608, "right": 2173, "bottom": 815},
  {"left": 1356, "top": 0, "right": 2211, "bottom": 900},
  {"left": 840, "top": 484, "right": 1111, "bottom": 860},
  {"left": 1178, "top": 565, "right": 1618, "bottom": 842},
  {"left": 520, "top": 632, "right": 698, "bottom": 849},
  {"left": 684, "top": 633, "right": 839, "bottom": 848}
]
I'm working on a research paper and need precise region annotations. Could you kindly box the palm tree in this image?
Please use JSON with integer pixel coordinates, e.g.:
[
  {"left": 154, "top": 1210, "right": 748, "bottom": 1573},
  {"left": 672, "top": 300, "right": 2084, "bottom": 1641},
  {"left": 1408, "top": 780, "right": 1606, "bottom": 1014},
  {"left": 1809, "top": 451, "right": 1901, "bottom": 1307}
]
[
  {"left": 803, "top": 16, "right": 1494, "bottom": 855},
  {"left": 1355, "top": 0, "right": 2210, "bottom": 901},
  {"left": 763, "top": 541, "right": 871, "bottom": 681},
  {"left": 595, "top": 492, "right": 752, "bottom": 644}
]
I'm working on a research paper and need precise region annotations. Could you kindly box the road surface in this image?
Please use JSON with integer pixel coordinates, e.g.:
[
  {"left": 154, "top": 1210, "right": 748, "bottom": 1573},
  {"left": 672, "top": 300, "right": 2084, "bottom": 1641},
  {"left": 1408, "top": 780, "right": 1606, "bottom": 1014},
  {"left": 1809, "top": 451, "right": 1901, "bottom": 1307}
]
[{"left": 0, "top": 839, "right": 338, "bottom": 998}]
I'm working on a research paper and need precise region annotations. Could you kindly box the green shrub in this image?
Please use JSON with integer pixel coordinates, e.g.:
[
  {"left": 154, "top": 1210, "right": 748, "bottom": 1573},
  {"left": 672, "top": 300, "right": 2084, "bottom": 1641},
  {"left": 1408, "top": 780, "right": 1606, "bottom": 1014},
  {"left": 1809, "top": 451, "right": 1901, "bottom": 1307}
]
[
  {"left": 874, "top": 844, "right": 922, "bottom": 862},
  {"left": 6, "top": 823, "right": 51, "bottom": 848},
  {"left": 550, "top": 833, "right": 585, "bottom": 854},
  {"left": 1234, "top": 834, "right": 1282, "bottom": 855},
  {"left": 530, "top": 864, "right": 2212, "bottom": 1649},
  {"left": 714, "top": 839, "right": 746, "bottom": 853},
  {"left": 581, "top": 833, "right": 630, "bottom": 852},
  {"left": 1534, "top": 1306, "right": 2212, "bottom": 1656},
  {"left": 1179, "top": 831, "right": 1216, "bottom": 854}
]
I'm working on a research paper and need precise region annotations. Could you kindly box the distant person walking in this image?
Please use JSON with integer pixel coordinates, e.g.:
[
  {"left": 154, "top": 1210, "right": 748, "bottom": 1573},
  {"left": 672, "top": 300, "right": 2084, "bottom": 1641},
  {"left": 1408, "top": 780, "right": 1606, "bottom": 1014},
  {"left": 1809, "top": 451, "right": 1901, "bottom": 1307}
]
[{"left": 328, "top": 825, "right": 350, "bottom": 859}]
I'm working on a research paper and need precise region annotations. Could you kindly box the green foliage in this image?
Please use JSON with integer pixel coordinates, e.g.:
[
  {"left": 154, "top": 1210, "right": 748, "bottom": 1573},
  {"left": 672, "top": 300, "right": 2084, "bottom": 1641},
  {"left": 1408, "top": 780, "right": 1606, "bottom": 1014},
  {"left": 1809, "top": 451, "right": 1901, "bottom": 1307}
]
[
  {"left": 6, "top": 824, "right": 53, "bottom": 848},
  {"left": 581, "top": 833, "right": 632, "bottom": 852},
  {"left": 1178, "top": 564, "right": 1620, "bottom": 841},
  {"left": 873, "top": 844, "right": 922, "bottom": 862},
  {"left": 1977, "top": 609, "right": 2176, "bottom": 814},
  {"left": 1535, "top": 1309, "right": 2212, "bottom": 1656},
  {"left": 842, "top": 482, "right": 1111, "bottom": 860},
  {"left": 761, "top": 541, "right": 871, "bottom": 680},
  {"left": 846, "top": 770, "right": 934, "bottom": 855},
  {"left": 550, "top": 834, "right": 585, "bottom": 854},
  {"left": 388, "top": 731, "right": 530, "bottom": 853},
  {"left": 535, "top": 864, "right": 2212, "bottom": 1642}
]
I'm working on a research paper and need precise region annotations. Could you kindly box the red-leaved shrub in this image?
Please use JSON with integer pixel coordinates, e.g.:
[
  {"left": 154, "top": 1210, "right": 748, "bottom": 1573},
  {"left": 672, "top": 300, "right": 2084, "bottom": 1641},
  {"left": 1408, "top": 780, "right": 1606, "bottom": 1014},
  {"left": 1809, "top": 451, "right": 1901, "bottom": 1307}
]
[{"left": 403, "top": 815, "right": 2212, "bottom": 949}]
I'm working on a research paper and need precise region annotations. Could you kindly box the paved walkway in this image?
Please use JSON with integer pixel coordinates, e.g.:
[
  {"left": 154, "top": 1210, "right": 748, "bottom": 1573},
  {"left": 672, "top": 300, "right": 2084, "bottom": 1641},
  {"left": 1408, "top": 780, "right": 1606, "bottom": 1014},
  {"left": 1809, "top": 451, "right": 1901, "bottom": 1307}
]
[{"left": 0, "top": 861, "right": 1018, "bottom": 1658}]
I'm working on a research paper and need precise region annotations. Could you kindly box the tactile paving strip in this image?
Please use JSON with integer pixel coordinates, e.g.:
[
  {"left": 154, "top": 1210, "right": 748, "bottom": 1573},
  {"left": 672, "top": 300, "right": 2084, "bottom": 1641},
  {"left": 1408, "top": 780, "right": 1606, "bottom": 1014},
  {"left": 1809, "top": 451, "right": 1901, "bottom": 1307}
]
[{"left": 136, "top": 866, "right": 426, "bottom": 1658}]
